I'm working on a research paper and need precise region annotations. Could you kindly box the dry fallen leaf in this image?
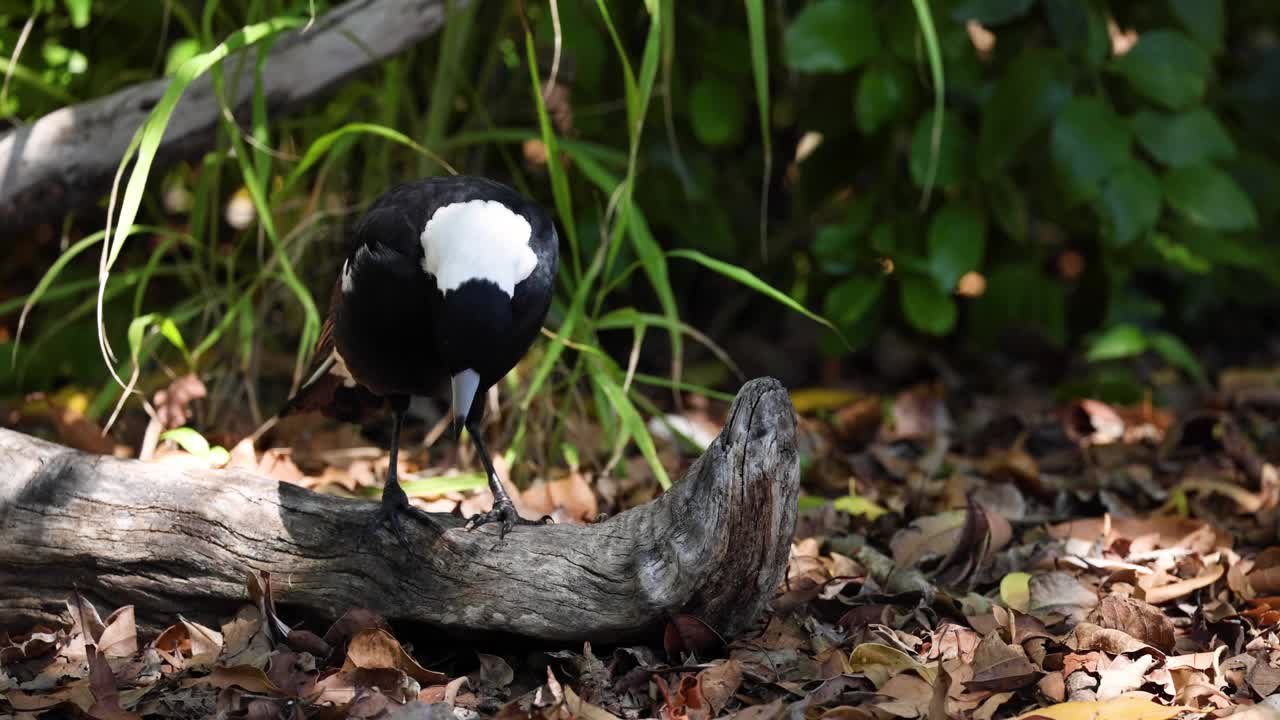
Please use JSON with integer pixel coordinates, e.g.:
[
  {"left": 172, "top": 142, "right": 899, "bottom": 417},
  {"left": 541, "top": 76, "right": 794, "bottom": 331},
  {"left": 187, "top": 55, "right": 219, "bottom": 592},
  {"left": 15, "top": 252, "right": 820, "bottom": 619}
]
[{"left": 343, "top": 629, "right": 448, "bottom": 686}]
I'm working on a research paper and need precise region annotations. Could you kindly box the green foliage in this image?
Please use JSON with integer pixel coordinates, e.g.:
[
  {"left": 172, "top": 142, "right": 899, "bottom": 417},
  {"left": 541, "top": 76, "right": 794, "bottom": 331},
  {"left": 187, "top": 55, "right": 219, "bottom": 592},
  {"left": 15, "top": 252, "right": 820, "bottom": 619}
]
[
  {"left": 778, "top": 0, "right": 1276, "bottom": 381},
  {"left": 783, "top": 0, "right": 879, "bottom": 73},
  {"left": 6, "top": 0, "right": 1279, "bottom": 479},
  {"left": 1111, "top": 30, "right": 1210, "bottom": 110}
]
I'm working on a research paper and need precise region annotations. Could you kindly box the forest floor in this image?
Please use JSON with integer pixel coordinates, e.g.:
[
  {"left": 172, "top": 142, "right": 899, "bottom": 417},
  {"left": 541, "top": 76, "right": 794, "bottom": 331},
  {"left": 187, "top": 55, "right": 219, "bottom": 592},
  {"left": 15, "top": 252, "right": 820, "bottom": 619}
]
[{"left": 3, "top": 359, "right": 1280, "bottom": 720}]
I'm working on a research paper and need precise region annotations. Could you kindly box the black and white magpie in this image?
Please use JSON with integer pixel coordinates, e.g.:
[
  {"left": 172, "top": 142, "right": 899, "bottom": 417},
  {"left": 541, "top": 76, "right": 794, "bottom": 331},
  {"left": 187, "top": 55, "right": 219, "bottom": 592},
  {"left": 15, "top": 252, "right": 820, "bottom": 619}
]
[{"left": 283, "top": 176, "right": 559, "bottom": 543}]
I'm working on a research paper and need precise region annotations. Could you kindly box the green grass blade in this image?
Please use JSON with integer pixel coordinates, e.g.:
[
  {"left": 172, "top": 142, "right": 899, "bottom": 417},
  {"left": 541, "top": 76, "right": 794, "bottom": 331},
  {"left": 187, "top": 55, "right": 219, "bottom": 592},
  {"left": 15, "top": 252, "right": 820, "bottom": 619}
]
[
  {"left": 631, "top": 373, "right": 736, "bottom": 403},
  {"left": 744, "top": 0, "right": 773, "bottom": 258},
  {"left": 626, "top": 207, "right": 683, "bottom": 402},
  {"left": 668, "top": 249, "right": 849, "bottom": 347},
  {"left": 212, "top": 51, "right": 319, "bottom": 378},
  {"left": 105, "top": 16, "right": 304, "bottom": 270},
  {"left": 423, "top": 0, "right": 478, "bottom": 171},
  {"left": 909, "top": 0, "right": 946, "bottom": 207},
  {"left": 525, "top": 27, "right": 581, "bottom": 282},
  {"left": 593, "top": 358, "right": 671, "bottom": 489},
  {"left": 279, "top": 122, "right": 451, "bottom": 199},
  {"left": 593, "top": 0, "right": 640, "bottom": 132}
]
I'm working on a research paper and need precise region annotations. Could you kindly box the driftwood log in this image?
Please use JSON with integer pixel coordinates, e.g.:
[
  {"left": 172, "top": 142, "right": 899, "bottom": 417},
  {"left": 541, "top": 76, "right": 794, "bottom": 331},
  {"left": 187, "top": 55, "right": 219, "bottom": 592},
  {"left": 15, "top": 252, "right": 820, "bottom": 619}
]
[
  {"left": 0, "top": 0, "right": 462, "bottom": 233},
  {"left": 0, "top": 378, "right": 799, "bottom": 643}
]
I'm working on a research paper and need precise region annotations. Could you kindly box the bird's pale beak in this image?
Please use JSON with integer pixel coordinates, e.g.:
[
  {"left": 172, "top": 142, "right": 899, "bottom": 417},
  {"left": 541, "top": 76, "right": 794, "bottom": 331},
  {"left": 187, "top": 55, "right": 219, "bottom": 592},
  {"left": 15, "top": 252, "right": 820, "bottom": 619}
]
[{"left": 450, "top": 369, "right": 481, "bottom": 440}]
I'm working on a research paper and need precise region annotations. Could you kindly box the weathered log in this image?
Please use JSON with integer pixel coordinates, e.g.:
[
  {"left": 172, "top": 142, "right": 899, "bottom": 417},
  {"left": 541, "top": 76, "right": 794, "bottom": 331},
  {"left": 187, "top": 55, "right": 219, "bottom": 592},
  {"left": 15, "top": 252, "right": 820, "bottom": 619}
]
[
  {"left": 0, "top": 378, "right": 799, "bottom": 643},
  {"left": 0, "top": 0, "right": 460, "bottom": 233}
]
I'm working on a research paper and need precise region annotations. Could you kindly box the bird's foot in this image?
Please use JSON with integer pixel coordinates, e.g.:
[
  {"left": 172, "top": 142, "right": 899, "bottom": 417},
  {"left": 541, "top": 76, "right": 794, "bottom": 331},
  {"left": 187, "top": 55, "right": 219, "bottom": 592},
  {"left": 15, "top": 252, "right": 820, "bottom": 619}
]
[
  {"left": 358, "top": 481, "right": 418, "bottom": 556},
  {"left": 463, "top": 500, "right": 552, "bottom": 542}
]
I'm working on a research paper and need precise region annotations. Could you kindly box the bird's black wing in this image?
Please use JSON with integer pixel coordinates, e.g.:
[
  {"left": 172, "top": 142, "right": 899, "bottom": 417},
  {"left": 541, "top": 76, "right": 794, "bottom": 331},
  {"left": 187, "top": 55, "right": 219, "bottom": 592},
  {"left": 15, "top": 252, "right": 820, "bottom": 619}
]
[{"left": 279, "top": 277, "right": 384, "bottom": 423}]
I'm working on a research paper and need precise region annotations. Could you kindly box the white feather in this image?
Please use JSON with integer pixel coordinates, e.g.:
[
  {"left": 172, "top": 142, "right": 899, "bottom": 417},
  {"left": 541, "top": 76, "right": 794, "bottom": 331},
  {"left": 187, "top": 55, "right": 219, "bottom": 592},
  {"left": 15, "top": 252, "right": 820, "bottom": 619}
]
[
  {"left": 340, "top": 259, "right": 354, "bottom": 293},
  {"left": 420, "top": 200, "right": 537, "bottom": 297}
]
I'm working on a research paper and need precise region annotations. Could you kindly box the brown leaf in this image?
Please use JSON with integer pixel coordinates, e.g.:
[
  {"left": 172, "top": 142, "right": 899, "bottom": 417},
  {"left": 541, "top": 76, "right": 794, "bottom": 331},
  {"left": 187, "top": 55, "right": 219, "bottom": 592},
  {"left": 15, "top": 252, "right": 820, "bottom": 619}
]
[
  {"left": 664, "top": 614, "right": 725, "bottom": 660},
  {"left": 965, "top": 632, "right": 1039, "bottom": 692},
  {"left": 183, "top": 664, "right": 283, "bottom": 694},
  {"left": 876, "top": 672, "right": 934, "bottom": 718},
  {"left": 520, "top": 470, "right": 598, "bottom": 524},
  {"left": 1139, "top": 563, "right": 1224, "bottom": 605},
  {"left": 323, "top": 608, "right": 391, "bottom": 648},
  {"left": 344, "top": 629, "right": 447, "bottom": 687},
  {"left": 1028, "top": 572, "right": 1099, "bottom": 624},
  {"left": 696, "top": 659, "right": 743, "bottom": 716},
  {"left": 929, "top": 659, "right": 951, "bottom": 720},
  {"left": 477, "top": 652, "right": 515, "bottom": 689},
  {"left": 1065, "top": 622, "right": 1153, "bottom": 656},
  {"left": 87, "top": 645, "right": 143, "bottom": 720},
  {"left": 1247, "top": 547, "right": 1280, "bottom": 595},
  {"left": 1086, "top": 595, "right": 1174, "bottom": 652},
  {"left": 266, "top": 649, "right": 318, "bottom": 698},
  {"left": 220, "top": 605, "right": 272, "bottom": 668},
  {"left": 97, "top": 606, "right": 138, "bottom": 658}
]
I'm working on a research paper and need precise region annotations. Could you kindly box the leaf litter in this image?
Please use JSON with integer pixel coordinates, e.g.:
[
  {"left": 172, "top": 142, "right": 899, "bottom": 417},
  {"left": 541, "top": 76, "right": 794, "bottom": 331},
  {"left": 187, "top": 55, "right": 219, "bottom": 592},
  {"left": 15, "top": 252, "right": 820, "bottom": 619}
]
[{"left": 5, "top": 367, "right": 1280, "bottom": 718}]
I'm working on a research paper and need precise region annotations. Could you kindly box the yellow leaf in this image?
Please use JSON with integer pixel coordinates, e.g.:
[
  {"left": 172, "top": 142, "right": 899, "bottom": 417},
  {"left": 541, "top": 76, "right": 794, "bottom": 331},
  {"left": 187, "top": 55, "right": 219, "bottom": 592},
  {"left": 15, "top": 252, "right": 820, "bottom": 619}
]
[
  {"left": 833, "top": 493, "right": 888, "bottom": 520},
  {"left": 1000, "top": 572, "right": 1031, "bottom": 613},
  {"left": 790, "top": 387, "right": 863, "bottom": 414},
  {"left": 847, "top": 643, "right": 935, "bottom": 689},
  {"left": 1012, "top": 696, "right": 1190, "bottom": 720}
]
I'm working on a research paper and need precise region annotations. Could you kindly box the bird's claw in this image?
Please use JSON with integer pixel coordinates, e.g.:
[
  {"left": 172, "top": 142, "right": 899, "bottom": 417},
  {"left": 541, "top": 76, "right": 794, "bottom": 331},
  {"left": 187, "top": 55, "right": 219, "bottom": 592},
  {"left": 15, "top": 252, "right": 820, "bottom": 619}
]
[
  {"left": 464, "top": 501, "right": 552, "bottom": 541},
  {"left": 358, "top": 482, "right": 418, "bottom": 556}
]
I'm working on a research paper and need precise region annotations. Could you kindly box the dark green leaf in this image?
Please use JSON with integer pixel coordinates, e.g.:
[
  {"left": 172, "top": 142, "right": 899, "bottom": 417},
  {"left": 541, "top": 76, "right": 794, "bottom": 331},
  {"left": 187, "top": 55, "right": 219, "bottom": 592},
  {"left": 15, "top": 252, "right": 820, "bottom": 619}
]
[
  {"left": 825, "top": 275, "right": 884, "bottom": 330},
  {"left": 1163, "top": 164, "right": 1259, "bottom": 231},
  {"left": 1095, "top": 161, "right": 1162, "bottom": 247},
  {"left": 1149, "top": 331, "right": 1206, "bottom": 384},
  {"left": 899, "top": 275, "right": 956, "bottom": 336},
  {"left": 813, "top": 197, "right": 874, "bottom": 274},
  {"left": 927, "top": 203, "right": 986, "bottom": 290},
  {"left": 978, "top": 50, "right": 1071, "bottom": 178},
  {"left": 1169, "top": 0, "right": 1223, "bottom": 53},
  {"left": 870, "top": 222, "right": 896, "bottom": 254},
  {"left": 783, "top": 0, "right": 879, "bottom": 73},
  {"left": 1151, "top": 233, "right": 1211, "bottom": 274},
  {"left": 911, "top": 109, "right": 972, "bottom": 188},
  {"left": 970, "top": 265, "right": 1067, "bottom": 346},
  {"left": 689, "top": 79, "right": 744, "bottom": 146},
  {"left": 950, "top": 0, "right": 1036, "bottom": 25},
  {"left": 986, "top": 176, "right": 1029, "bottom": 241},
  {"left": 1132, "top": 108, "right": 1236, "bottom": 168},
  {"left": 1086, "top": 324, "right": 1147, "bottom": 361},
  {"left": 1043, "top": 0, "right": 1103, "bottom": 60},
  {"left": 856, "top": 61, "right": 918, "bottom": 134},
  {"left": 1050, "top": 96, "right": 1130, "bottom": 205},
  {"left": 1112, "top": 30, "right": 1210, "bottom": 109}
]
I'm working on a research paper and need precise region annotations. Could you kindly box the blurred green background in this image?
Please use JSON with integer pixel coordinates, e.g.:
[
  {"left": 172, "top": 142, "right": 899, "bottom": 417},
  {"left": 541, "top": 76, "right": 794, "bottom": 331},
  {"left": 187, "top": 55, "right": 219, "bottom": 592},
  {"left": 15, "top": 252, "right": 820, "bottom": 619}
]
[{"left": 1, "top": 0, "right": 1278, "bottom": 472}]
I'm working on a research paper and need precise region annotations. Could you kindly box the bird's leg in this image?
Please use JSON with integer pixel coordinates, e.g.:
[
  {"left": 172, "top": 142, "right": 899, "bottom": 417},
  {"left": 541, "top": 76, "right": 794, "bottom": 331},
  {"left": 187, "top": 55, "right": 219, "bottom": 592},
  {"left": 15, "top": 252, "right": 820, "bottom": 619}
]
[
  {"left": 463, "top": 419, "right": 553, "bottom": 539},
  {"left": 358, "top": 395, "right": 417, "bottom": 554}
]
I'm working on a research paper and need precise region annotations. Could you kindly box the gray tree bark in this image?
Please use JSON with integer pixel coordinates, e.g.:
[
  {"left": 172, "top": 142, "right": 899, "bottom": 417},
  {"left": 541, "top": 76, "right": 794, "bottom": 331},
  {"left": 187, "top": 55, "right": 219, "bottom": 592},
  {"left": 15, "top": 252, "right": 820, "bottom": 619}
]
[
  {"left": 0, "top": 378, "right": 799, "bottom": 643},
  {"left": 0, "top": 0, "right": 459, "bottom": 233}
]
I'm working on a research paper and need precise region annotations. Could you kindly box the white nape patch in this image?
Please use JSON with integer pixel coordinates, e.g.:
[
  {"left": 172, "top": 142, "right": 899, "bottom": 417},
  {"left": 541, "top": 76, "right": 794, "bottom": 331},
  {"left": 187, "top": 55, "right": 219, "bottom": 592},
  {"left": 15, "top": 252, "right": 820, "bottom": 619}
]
[
  {"left": 340, "top": 259, "right": 354, "bottom": 293},
  {"left": 420, "top": 200, "right": 537, "bottom": 297}
]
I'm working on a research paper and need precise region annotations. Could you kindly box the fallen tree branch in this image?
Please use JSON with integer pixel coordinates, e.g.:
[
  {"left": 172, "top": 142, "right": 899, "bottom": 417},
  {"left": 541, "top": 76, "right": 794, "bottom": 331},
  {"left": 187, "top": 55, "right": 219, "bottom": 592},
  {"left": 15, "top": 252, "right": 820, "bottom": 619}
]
[
  {"left": 0, "top": 378, "right": 799, "bottom": 643},
  {"left": 0, "top": 0, "right": 459, "bottom": 233}
]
